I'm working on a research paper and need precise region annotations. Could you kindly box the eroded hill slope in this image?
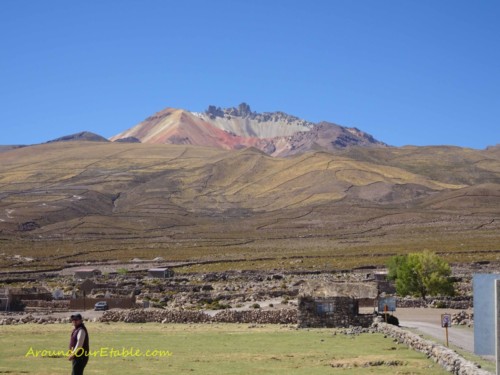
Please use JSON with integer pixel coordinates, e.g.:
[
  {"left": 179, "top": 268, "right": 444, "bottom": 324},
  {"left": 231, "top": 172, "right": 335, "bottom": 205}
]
[{"left": 0, "top": 142, "right": 498, "bottom": 271}]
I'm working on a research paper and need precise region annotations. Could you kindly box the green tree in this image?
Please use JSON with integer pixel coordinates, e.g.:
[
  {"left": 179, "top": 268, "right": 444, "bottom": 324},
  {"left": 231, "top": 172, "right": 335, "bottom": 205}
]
[
  {"left": 387, "top": 250, "right": 454, "bottom": 299},
  {"left": 387, "top": 255, "right": 406, "bottom": 281}
]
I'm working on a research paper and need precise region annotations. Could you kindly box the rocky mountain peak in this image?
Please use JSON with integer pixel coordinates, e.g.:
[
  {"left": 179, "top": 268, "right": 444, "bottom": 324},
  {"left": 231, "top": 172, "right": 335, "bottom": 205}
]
[
  {"left": 205, "top": 103, "right": 315, "bottom": 128},
  {"left": 112, "top": 103, "right": 386, "bottom": 157},
  {"left": 205, "top": 102, "right": 255, "bottom": 119}
]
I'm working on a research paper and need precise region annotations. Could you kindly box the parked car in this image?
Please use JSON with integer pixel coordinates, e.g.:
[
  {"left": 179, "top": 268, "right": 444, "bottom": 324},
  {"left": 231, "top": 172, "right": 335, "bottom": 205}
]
[{"left": 94, "top": 301, "right": 108, "bottom": 311}]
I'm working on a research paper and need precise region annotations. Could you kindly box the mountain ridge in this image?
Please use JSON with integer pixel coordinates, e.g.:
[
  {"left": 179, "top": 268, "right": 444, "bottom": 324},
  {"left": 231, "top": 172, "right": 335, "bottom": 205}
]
[
  {"left": 47, "top": 131, "right": 109, "bottom": 143},
  {"left": 110, "top": 103, "right": 386, "bottom": 156}
]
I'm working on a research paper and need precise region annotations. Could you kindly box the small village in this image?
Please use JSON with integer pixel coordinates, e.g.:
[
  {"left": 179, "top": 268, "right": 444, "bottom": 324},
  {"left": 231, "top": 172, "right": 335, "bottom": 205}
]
[
  {"left": 2, "top": 260, "right": 488, "bottom": 373},
  {"left": 0, "top": 260, "right": 480, "bottom": 327}
]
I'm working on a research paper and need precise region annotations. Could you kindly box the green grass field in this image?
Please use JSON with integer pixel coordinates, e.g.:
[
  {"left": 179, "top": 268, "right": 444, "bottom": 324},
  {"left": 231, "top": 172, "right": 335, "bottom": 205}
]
[{"left": 0, "top": 323, "right": 450, "bottom": 374}]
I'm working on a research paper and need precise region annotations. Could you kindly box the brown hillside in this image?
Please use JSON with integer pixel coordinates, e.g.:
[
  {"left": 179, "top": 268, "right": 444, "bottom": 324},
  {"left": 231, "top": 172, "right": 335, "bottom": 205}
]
[
  {"left": 340, "top": 145, "right": 500, "bottom": 185},
  {"left": 0, "top": 142, "right": 498, "bottom": 272}
]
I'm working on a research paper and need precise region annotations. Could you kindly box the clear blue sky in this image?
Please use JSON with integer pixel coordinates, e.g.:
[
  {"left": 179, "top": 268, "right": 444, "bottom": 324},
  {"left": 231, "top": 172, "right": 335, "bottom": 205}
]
[{"left": 1, "top": 0, "right": 499, "bottom": 148}]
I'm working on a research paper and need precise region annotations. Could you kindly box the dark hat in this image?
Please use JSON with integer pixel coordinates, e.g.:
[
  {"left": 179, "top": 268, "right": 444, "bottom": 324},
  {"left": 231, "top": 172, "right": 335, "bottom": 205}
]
[{"left": 70, "top": 313, "right": 83, "bottom": 321}]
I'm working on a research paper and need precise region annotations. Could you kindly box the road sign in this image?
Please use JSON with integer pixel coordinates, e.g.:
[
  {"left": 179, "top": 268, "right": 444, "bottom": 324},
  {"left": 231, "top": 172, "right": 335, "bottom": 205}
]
[
  {"left": 441, "top": 313, "right": 452, "bottom": 347},
  {"left": 441, "top": 314, "right": 451, "bottom": 328},
  {"left": 378, "top": 297, "right": 396, "bottom": 312}
]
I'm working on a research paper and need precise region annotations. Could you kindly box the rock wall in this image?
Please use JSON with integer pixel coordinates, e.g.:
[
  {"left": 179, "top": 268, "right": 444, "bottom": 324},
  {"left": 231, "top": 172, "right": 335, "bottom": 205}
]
[
  {"left": 452, "top": 311, "right": 473, "bottom": 327},
  {"left": 396, "top": 297, "right": 472, "bottom": 309},
  {"left": 0, "top": 308, "right": 297, "bottom": 325},
  {"left": 212, "top": 309, "right": 297, "bottom": 324},
  {"left": 372, "top": 321, "right": 489, "bottom": 375},
  {"left": 23, "top": 299, "right": 70, "bottom": 308},
  {"left": 99, "top": 308, "right": 298, "bottom": 324},
  {"left": 0, "top": 314, "right": 69, "bottom": 325}
]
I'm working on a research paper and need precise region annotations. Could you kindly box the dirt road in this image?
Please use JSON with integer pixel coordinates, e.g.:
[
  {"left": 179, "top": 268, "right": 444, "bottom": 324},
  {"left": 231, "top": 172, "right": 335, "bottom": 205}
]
[{"left": 396, "top": 308, "right": 475, "bottom": 353}]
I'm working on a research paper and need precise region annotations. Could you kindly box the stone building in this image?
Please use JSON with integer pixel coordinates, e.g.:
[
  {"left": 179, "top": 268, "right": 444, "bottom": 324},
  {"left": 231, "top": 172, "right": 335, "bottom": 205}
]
[
  {"left": 148, "top": 268, "right": 174, "bottom": 278},
  {"left": 79, "top": 279, "right": 98, "bottom": 295},
  {"left": 74, "top": 268, "right": 102, "bottom": 280},
  {"left": 298, "top": 282, "right": 378, "bottom": 328},
  {"left": 0, "top": 287, "right": 52, "bottom": 311}
]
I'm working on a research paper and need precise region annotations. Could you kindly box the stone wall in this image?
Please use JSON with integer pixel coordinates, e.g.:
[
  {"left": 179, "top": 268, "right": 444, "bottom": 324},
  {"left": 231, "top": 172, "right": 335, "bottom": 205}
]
[
  {"left": 396, "top": 296, "right": 472, "bottom": 309},
  {"left": 99, "top": 308, "right": 298, "bottom": 324},
  {"left": 0, "top": 314, "right": 70, "bottom": 325},
  {"left": 452, "top": 311, "right": 473, "bottom": 326},
  {"left": 23, "top": 299, "right": 70, "bottom": 313},
  {"left": 372, "top": 321, "right": 490, "bottom": 375},
  {"left": 0, "top": 308, "right": 297, "bottom": 325}
]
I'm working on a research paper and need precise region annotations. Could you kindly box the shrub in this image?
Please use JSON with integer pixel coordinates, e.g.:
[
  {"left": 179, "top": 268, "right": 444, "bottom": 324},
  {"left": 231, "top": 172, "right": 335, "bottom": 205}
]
[{"left": 433, "top": 300, "right": 447, "bottom": 308}]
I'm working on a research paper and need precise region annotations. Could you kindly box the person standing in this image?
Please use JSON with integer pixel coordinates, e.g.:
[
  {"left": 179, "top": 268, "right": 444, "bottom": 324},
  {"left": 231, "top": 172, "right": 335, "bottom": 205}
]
[{"left": 68, "top": 313, "right": 89, "bottom": 375}]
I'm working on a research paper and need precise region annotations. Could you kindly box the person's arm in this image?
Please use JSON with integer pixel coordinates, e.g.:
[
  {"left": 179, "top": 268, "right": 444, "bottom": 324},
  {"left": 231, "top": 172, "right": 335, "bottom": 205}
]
[{"left": 69, "top": 329, "right": 86, "bottom": 360}]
